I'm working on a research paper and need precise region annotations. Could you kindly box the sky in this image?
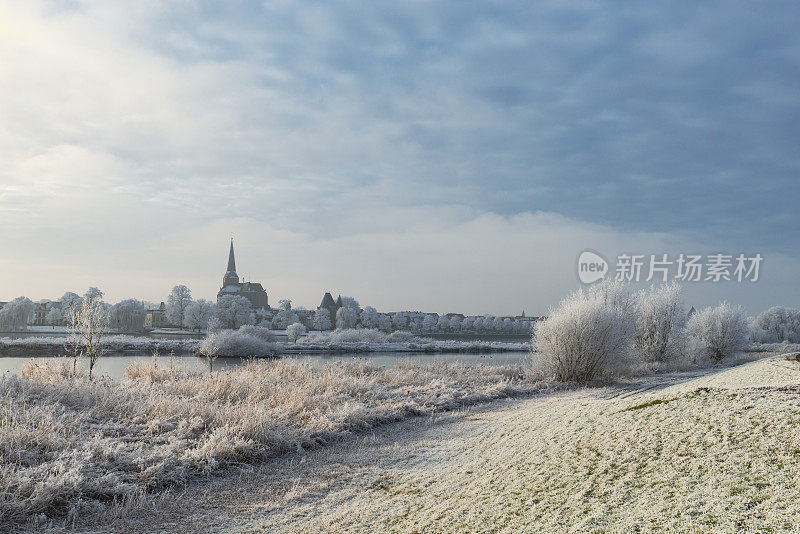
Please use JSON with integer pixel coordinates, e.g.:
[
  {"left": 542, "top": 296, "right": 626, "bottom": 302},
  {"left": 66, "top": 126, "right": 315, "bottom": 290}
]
[{"left": 1, "top": 0, "right": 799, "bottom": 315}]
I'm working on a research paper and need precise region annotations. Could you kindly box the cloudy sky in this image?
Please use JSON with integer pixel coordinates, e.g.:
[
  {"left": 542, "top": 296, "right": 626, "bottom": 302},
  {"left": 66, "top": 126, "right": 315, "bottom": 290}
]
[{"left": 1, "top": 1, "right": 799, "bottom": 315}]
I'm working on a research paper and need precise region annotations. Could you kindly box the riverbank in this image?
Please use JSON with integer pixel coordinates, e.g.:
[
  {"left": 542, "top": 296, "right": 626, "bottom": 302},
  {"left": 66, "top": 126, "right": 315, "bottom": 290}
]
[
  {"left": 66, "top": 353, "right": 800, "bottom": 533},
  {"left": 0, "top": 332, "right": 532, "bottom": 358},
  {"left": 0, "top": 358, "right": 545, "bottom": 530}
]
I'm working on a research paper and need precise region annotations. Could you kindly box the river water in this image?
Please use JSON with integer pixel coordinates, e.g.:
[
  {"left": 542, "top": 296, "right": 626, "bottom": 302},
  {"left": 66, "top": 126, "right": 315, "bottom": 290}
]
[{"left": 0, "top": 350, "right": 534, "bottom": 380}]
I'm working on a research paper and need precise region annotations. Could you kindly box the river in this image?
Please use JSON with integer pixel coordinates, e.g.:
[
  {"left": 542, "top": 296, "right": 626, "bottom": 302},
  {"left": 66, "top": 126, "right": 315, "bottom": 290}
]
[{"left": 0, "top": 350, "right": 534, "bottom": 380}]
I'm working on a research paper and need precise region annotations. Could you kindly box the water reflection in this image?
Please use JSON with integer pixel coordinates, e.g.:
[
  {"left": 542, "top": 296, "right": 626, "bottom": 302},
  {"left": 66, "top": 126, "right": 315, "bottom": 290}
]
[{"left": 0, "top": 350, "right": 533, "bottom": 380}]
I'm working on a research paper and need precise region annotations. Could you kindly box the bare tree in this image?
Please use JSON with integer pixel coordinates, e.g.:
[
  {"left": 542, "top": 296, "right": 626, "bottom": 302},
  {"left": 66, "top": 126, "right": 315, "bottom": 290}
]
[
  {"left": 68, "top": 296, "right": 109, "bottom": 380},
  {"left": 166, "top": 285, "right": 193, "bottom": 328}
]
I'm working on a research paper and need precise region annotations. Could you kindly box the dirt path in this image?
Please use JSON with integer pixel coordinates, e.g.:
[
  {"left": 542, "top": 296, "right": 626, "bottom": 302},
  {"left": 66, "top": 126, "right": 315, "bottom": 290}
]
[{"left": 75, "top": 355, "right": 800, "bottom": 533}]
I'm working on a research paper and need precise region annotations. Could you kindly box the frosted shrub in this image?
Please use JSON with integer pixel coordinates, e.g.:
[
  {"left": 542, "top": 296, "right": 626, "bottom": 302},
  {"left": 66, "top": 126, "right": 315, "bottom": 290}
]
[
  {"left": 20, "top": 359, "right": 79, "bottom": 383},
  {"left": 237, "top": 324, "right": 276, "bottom": 342},
  {"left": 634, "top": 283, "right": 687, "bottom": 362},
  {"left": 534, "top": 281, "right": 635, "bottom": 382},
  {"left": 199, "top": 330, "right": 282, "bottom": 364},
  {"left": 387, "top": 330, "right": 417, "bottom": 343},
  {"left": 301, "top": 328, "right": 390, "bottom": 344},
  {"left": 687, "top": 302, "right": 749, "bottom": 361}
]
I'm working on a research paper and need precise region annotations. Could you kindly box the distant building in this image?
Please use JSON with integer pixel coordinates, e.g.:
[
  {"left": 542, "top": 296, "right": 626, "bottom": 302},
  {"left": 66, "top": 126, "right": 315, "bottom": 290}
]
[
  {"left": 33, "top": 301, "right": 60, "bottom": 326},
  {"left": 515, "top": 311, "right": 539, "bottom": 323},
  {"left": 145, "top": 302, "right": 169, "bottom": 328},
  {"left": 217, "top": 240, "right": 269, "bottom": 310},
  {"left": 318, "top": 292, "right": 342, "bottom": 326}
]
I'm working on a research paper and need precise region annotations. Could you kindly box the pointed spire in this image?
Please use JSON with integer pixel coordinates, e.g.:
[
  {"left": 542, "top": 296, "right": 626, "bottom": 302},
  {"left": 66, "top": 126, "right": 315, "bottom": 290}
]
[
  {"left": 223, "top": 239, "right": 239, "bottom": 287},
  {"left": 227, "top": 239, "right": 236, "bottom": 274}
]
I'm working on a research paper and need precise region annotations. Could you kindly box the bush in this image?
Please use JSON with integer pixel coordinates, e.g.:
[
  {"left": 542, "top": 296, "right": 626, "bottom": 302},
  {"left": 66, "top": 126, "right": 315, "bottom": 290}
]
[
  {"left": 387, "top": 330, "right": 417, "bottom": 343},
  {"left": 199, "top": 330, "right": 282, "bottom": 358},
  {"left": 634, "top": 283, "right": 687, "bottom": 363},
  {"left": 300, "top": 328, "right": 391, "bottom": 345},
  {"left": 237, "top": 324, "right": 276, "bottom": 342},
  {"left": 687, "top": 302, "right": 749, "bottom": 361},
  {"left": 533, "top": 280, "right": 634, "bottom": 382},
  {"left": 752, "top": 306, "right": 800, "bottom": 343}
]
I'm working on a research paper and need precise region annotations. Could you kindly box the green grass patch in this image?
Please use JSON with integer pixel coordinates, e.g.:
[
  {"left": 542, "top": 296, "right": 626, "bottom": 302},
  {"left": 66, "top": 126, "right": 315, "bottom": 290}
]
[{"left": 623, "top": 399, "right": 672, "bottom": 412}]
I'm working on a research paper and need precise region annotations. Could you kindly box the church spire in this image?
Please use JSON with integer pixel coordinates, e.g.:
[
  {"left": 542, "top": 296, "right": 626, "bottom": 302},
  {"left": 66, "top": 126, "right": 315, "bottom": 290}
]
[
  {"left": 227, "top": 239, "right": 236, "bottom": 274},
  {"left": 223, "top": 239, "right": 239, "bottom": 286}
]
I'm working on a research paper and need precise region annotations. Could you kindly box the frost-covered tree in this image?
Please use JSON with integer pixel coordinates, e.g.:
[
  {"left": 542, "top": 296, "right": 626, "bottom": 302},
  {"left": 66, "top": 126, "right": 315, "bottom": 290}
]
[
  {"left": 687, "top": 302, "right": 749, "bottom": 361},
  {"left": 392, "top": 312, "right": 409, "bottom": 330},
  {"left": 450, "top": 316, "right": 462, "bottom": 332},
  {"left": 534, "top": 280, "right": 635, "bottom": 382},
  {"left": 216, "top": 295, "right": 254, "bottom": 329},
  {"left": 462, "top": 316, "right": 474, "bottom": 331},
  {"left": 183, "top": 299, "right": 217, "bottom": 332},
  {"left": 437, "top": 315, "right": 451, "bottom": 332},
  {"left": 59, "top": 292, "right": 83, "bottom": 323},
  {"left": 377, "top": 313, "right": 393, "bottom": 333},
  {"left": 634, "top": 283, "right": 687, "bottom": 362},
  {"left": 340, "top": 296, "right": 360, "bottom": 311},
  {"left": 278, "top": 299, "right": 292, "bottom": 311},
  {"left": 336, "top": 306, "right": 358, "bottom": 330},
  {"left": 754, "top": 306, "right": 800, "bottom": 343},
  {"left": 84, "top": 287, "right": 104, "bottom": 303},
  {"left": 422, "top": 314, "right": 438, "bottom": 333},
  {"left": 45, "top": 306, "right": 62, "bottom": 327},
  {"left": 410, "top": 318, "right": 423, "bottom": 333},
  {"left": 206, "top": 316, "right": 222, "bottom": 334},
  {"left": 109, "top": 299, "right": 146, "bottom": 333},
  {"left": 166, "top": 285, "right": 193, "bottom": 327},
  {"left": 312, "top": 309, "right": 332, "bottom": 331},
  {"left": 70, "top": 296, "right": 109, "bottom": 380},
  {"left": 286, "top": 322, "right": 307, "bottom": 343},
  {"left": 493, "top": 317, "right": 505, "bottom": 331},
  {"left": 359, "top": 306, "right": 379, "bottom": 329},
  {"left": 272, "top": 309, "right": 300, "bottom": 330},
  {"left": 0, "top": 297, "right": 35, "bottom": 331}
]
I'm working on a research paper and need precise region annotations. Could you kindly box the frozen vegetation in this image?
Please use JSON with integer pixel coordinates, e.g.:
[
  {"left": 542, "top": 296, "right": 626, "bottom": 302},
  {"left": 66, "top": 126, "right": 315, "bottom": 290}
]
[
  {"left": 533, "top": 281, "right": 751, "bottom": 383},
  {"left": 0, "top": 328, "right": 529, "bottom": 360},
  {"left": 0, "top": 358, "right": 542, "bottom": 528},
  {"left": 223, "top": 356, "right": 800, "bottom": 533},
  {"left": 295, "top": 328, "right": 530, "bottom": 353},
  {"left": 0, "top": 335, "right": 200, "bottom": 354}
]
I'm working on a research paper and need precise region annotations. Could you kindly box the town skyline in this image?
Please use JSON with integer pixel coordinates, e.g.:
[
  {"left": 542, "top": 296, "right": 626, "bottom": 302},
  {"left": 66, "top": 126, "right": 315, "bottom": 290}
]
[{"left": 2, "top": 234, "right": 799, "bottom": 318}]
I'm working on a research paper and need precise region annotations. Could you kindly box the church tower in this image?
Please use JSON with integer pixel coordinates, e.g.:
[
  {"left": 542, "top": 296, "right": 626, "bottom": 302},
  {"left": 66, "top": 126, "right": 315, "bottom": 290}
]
[
  {"left": 217, "top": 239, "right": 269, "bottom": 310},
  {"left": 223, "top": 239, "right": 239, "bottom": 287}
]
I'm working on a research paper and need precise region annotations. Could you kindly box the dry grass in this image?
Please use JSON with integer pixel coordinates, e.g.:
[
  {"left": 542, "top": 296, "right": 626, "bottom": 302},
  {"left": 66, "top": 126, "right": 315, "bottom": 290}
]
[{"left": 0, "top": 358, "right": 543, "bottom": 529}]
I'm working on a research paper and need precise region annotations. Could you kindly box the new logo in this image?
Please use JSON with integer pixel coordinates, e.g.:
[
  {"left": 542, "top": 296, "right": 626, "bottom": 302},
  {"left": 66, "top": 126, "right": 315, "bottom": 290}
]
[{"left": 577, "top": 251, "right": 608, "bottom": 284}]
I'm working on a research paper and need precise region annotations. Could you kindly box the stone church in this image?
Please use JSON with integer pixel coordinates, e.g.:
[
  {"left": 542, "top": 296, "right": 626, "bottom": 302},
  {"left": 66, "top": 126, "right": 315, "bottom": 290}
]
[{"left": 217, "top": 240, "right": 269, "bottom": 310}]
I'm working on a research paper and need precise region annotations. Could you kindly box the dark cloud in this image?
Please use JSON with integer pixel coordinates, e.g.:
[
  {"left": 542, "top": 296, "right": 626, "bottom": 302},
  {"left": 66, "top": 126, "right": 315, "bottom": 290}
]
[{"left": 2, "top": 0, "right": 799, "bottom": 308}]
